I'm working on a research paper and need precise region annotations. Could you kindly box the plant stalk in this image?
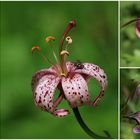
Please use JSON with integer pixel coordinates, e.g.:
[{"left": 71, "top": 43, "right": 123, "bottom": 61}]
[
  {"left": 73, "top": 107, "right": 112, "bottom": 139},
  {"left": 121, "top": 18, "right": 140, "bottom": 29}
]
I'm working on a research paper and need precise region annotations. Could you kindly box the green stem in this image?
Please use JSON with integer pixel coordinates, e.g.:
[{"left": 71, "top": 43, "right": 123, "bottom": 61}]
[
  {"left": 73, "top": 107, "right": 112, "bottom": 139},
  {"left": 121, "top": 18, "right": 140, "bottom": 29}
]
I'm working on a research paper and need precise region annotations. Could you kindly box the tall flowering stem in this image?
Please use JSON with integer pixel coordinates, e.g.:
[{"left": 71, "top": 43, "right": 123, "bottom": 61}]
[{"left": 73, "top": 108, "right": 111, "bottom": 139}]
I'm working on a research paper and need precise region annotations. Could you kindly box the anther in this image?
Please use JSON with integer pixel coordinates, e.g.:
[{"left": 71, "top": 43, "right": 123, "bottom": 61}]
[
  {"left": 60, "top": 50, "right": 69, "bottom": 56},
  {"left": 45, "top": 36, "right": 55, "bottom": 43},
  {"left": 31, "top": 46, "right": 41, "bottom": 53},
  {"left": 66, "top": 36, "right": 72, "bottom": 44}
]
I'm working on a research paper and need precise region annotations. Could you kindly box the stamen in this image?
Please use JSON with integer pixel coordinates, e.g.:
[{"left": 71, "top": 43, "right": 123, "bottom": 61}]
[
  {"left": 45, "top": 36, "right": 59, "bottom": 64},
  {"left": 59, "top": 50, "right": 70, "bottom": 76},
  {"left": 53, "top": 51, "right": 59, "bottom": 64},
  {"left": 65, "top": 36, "right": 72, "bottom": 51},
  {"left": 45, "top": 36, "right": 55, "bottom": 43},
  {"left": 31, "top": 46, "right": 41, "bottom": 53},
  {"left": 60, "top": 50, "right": 69, "bottom": 56},
  {"left": 66, "top": 36, "right": 72, "bottom": 44},
  {"left": 31, "top": 46, "right": 54, "bottom": 65},
  {"left": 60, "top": 73, "right": 66, "bottom": 77},
  {"left": 45, "top": 36, "right": 62, "bottom": 74}
]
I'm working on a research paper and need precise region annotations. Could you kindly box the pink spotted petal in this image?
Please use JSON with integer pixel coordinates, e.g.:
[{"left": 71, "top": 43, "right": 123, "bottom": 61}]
[
  {"left": 31, "top": 68, "right": 61, "bottom": 113},
  {"left": 32, "top": 65, "right": 59, "bottom": 92},
  {"left": 53, "top": 109, "right": 69, "bottom": 117},
  {"left": 62, "top": 74, "right": 90, "bottom": 108},
  {"left": 72, "top": 63, "right": 107, "bottom": 106},
  {"left": 136, "top": 19, "right": 140, "bottom": 38}
]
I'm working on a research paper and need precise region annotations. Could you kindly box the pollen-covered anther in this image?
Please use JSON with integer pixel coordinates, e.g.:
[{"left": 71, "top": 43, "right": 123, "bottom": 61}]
[
  {"left": 45, "top": 36, "right": 55, "bottom": 43},
  {"left": 60, "top": 50, "right": 69, "bottom": 56},
  {"left": 31, "top": 46, "right": 41, "bottom": 53},
  {"left": 66, "top": 36, "right": 72, "bottom": 44}
]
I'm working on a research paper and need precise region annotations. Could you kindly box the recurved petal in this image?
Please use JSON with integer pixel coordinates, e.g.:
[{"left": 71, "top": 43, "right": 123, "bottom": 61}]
[
  {"left": 32, "top": 66, "right": 59, "bottom": 92},
  {"left": 53, "top": 109, "right": 69, "bottom": 117},
  {"left": 32, "top": 70, "right": 61, "bottom": 113},
  {"left": 73, "top": 63, "right": 107, "bottom": 106},
  {"left": 62, "top": 74, "right": 90, "bottom": 108}
]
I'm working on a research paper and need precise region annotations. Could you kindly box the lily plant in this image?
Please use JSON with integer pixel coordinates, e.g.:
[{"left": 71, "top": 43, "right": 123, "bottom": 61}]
[{"left": 31, "top": 20, "right": 111, "bottom": 138}]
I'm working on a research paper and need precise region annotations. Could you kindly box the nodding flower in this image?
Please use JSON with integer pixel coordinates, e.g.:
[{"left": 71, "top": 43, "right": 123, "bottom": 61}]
[{"left": 31, "top": 20, "right": 111, "bottom": 139}]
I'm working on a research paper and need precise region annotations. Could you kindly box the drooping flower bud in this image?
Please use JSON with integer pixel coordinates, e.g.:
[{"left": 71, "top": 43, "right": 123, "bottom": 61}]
[{"left": 136, "top": 19, "right": 140, "bottom": 38}]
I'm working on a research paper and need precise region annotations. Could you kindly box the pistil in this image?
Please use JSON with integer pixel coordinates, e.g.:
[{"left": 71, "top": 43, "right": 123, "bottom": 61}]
[{"left": 59, "top": 20, "right": 76, "bottom": 76}]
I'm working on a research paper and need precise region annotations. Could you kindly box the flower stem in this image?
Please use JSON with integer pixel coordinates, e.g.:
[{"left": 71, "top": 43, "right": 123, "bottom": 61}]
[
  {"left": 73, "top": 107, "right": 112, "bottom": 139},
  {"left": 121, "top": 18, "right": 140, "bottom": 29}
]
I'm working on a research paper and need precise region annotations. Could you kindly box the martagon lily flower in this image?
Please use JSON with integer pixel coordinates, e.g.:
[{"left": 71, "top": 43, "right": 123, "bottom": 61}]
[{"left": 31, "top": 20, "right": 111, "bottom": 138}]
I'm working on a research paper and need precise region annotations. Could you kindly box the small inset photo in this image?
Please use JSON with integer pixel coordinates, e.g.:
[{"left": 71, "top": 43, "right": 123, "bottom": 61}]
[
  {"left": 120, "top": 1, "right": 140, "bottom": 67},
  {"left": 120, "top": 69, "right": 140, "bottom": 139}
]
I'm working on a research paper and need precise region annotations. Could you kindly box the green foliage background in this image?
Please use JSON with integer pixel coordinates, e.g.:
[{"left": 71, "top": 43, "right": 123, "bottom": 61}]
[
  {"left": 0, "top": 1, "right": 118, "bottom": 138},
  {"left": 120, "top": 1, "right": 140, "bottom": 67}
]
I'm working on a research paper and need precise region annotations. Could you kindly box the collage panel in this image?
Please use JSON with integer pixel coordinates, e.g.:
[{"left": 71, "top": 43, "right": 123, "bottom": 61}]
[
  {"left": 120, "top": 1, "right": 140, "bottom": 67},
  {"left": 0, "top": 1, "right": 118, "bottom": 139},
  {"left": 120, "top": 69, "right": 140, "bottom": 139}
]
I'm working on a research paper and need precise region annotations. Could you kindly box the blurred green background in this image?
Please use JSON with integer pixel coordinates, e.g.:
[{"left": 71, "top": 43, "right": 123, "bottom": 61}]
[
  {"left": 120, "top": 1, "right": 140, "bottom": 67},
  {"left": 0, "top": 1, "right": 118, "bottom": 138},
  {"left": 120, "top": 69, "right": 140, "bottom": 139}
]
